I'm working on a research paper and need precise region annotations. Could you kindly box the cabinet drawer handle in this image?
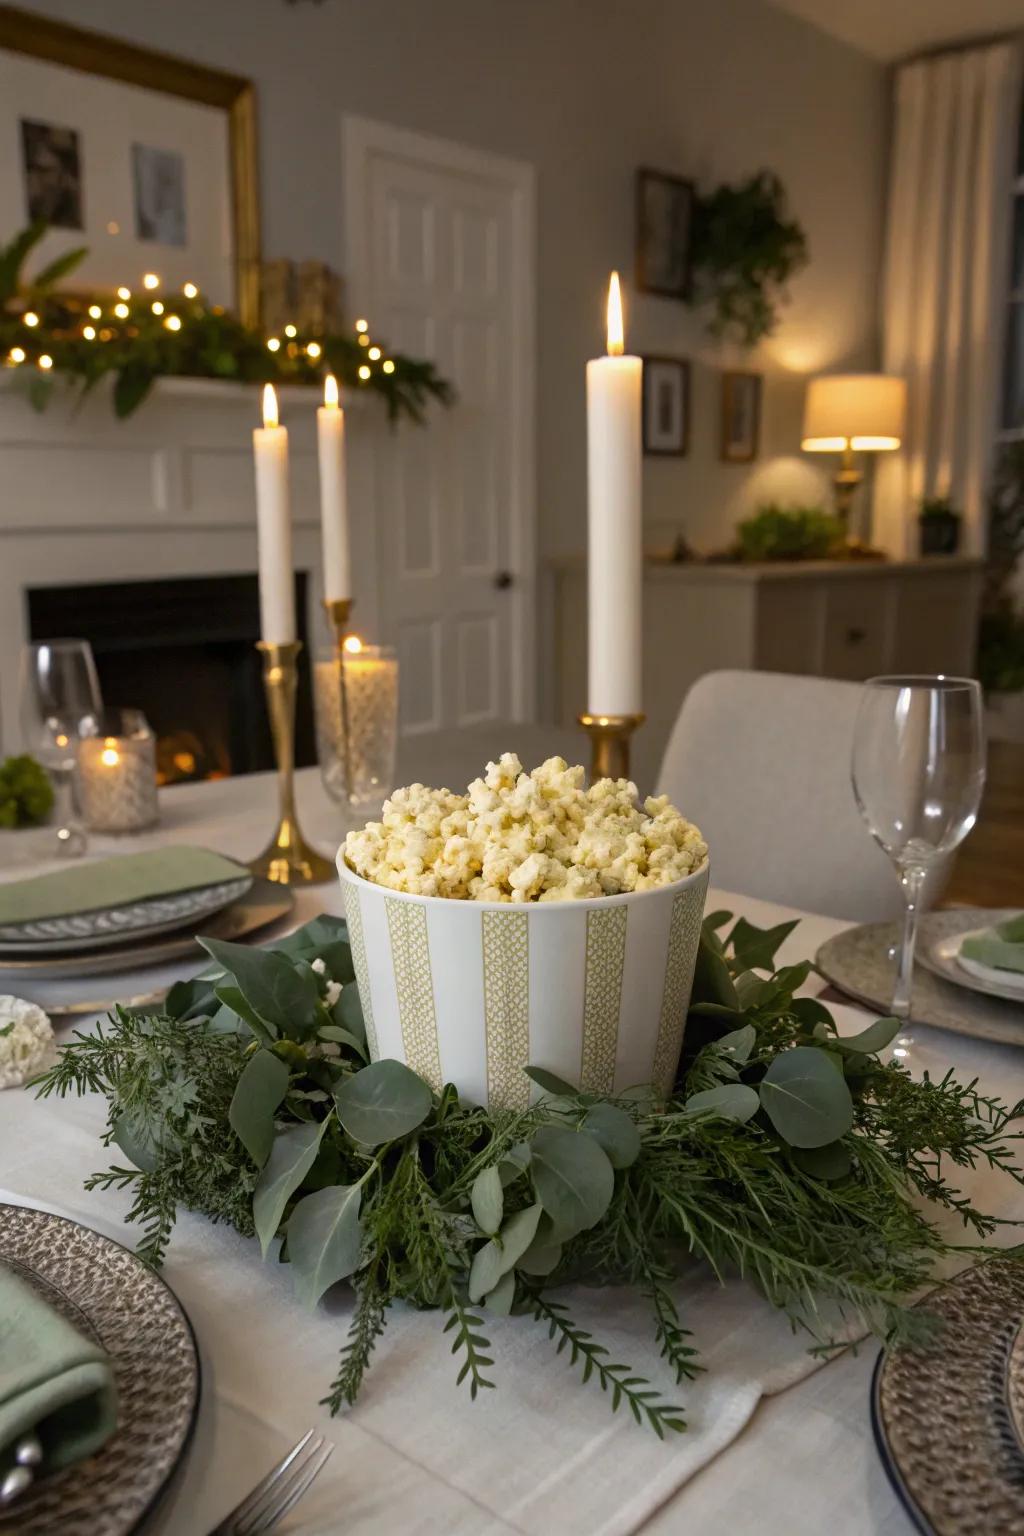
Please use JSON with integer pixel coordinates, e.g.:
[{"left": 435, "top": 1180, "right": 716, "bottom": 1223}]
[{"left": 846, "top": 626, "right": 866, "bottom": 644}]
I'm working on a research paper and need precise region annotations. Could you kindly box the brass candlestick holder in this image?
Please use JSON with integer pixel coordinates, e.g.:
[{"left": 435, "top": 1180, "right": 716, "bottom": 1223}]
[
  {"left": 578, "top": 712, "right": 646, "bottom": 782},
  {"left": 251, "top": 640, "right": 334, "bottom": 885},
  {"left": 323, "top": 597, "right": 355, "bottom": 798}
]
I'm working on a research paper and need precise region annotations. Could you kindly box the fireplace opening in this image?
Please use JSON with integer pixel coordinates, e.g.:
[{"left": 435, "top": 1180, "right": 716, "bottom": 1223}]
[{"left": 27, "top": 573, "right": 316, "bottom": 781}]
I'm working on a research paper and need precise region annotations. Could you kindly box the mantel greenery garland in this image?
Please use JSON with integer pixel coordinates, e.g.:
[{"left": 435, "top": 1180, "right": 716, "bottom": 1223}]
[
  {"left": 36, "top": 910, "right": 1024, "bottom": 1436},
  {"left": 0, "top": 223, "right": 453, "bottom": 422}
]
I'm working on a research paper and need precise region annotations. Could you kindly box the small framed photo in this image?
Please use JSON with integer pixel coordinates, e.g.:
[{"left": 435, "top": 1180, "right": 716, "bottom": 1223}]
[
  {"left": 635, "top": 167, "right": 694, "bottom": 299},
  {"left": 642, "top": 356, "right": 690, "bottom": 456},
  {"left": 720, "top": 371, "right": 762, "bottom": 462},
  {"left": 20, "top": 118, "right": 83, "bottom": 229}
]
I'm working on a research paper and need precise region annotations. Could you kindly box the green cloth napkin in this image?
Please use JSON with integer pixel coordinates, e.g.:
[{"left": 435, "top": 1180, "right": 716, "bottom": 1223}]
[
  {"left": 0, "top": 846, "right": 249, "bottom": 927},
  {"left": 0, "top": 1263, "right": 117, "bottom": 1473},
  {"left": 960, "top": 913, "right": 1024, "bottom": 975}
]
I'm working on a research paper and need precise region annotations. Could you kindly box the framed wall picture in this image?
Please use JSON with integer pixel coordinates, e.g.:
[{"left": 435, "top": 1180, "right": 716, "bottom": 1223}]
[
  {"left": 642, "top": 356, "right": 690, "bottom": 456},
  {"left": 635, "top": 167, "right": 694, "bottom": 299},
  {"left": 0, "top": 5, "right": 260, "bottom": 323},
  {"left": 720, "top": 371, "right": 762, "bottom": 462}
]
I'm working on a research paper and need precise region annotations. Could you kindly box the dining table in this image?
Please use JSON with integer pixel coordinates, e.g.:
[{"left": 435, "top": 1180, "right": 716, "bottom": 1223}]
[{"left": 1, "top": 752, "right": 1023, "bottom": 1536}]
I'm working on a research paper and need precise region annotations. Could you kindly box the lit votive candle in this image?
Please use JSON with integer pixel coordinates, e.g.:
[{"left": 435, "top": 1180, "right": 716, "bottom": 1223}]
[
  {"left": 313, "top": 639, "right": 398, "bottom": 809},
  {"left": 77, "top": 710, "right": 159, "bottom": 833}
]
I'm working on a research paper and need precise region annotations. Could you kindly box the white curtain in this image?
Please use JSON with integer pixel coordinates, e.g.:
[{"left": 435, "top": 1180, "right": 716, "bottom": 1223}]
[{"left": 873, "top": 40, "right": 1022, "bottom": 557}]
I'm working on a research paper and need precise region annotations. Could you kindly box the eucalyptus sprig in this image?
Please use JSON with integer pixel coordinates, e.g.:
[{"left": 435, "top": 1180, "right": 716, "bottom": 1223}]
[{"left": 36, "top": 910, "right": 1024, "bottom": 1436}]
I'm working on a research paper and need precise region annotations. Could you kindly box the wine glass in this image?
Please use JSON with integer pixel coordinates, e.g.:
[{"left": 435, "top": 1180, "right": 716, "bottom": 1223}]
[
  {"left": 851, "top": 675, "right": 986, "bottom": 1039},
  {"left": 19, "top": 640, "right": 103, "bottom": 857}
]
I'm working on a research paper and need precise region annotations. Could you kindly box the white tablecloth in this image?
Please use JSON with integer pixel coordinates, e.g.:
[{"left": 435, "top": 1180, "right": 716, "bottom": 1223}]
[{"left": 2, "top": 770, "right": 1023, "bottom": 1535}]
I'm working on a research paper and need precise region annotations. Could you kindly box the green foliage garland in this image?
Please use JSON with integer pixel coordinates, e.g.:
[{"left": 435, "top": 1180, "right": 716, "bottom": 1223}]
[
  {"left": 36, "top": 909, "right": 1024, "bottom": 1435},
  {"left": 0, "top": 223, "right": 453, "bottom": 423},
  {"left": 0, "top": 755, "right": 54, "bottom": 829},
  {"left": 689, "top": 171, "right": 809, "bottom": 345}
]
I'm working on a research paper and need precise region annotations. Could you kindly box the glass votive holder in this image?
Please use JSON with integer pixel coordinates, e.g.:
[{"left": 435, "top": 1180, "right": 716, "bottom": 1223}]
[
  {"left": 77, "top": 708, "right": 159, "bottom": 834},
  {"left": 313, "top": 642, "right": 398, "bottom": 815}
]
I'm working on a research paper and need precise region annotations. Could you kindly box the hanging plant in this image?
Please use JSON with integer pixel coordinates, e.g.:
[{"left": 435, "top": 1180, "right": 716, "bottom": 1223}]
[
  {"left": 688, "top": 171, "right": 808, "bottom": 346},
  {"left": 0, "top": 223, "right": 453, "bottom": 423}
]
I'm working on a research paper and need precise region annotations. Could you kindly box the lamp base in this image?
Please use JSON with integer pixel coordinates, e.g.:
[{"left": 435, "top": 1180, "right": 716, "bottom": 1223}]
[{"left": 578, "top": 712, "right": 646, "bottom": 782}]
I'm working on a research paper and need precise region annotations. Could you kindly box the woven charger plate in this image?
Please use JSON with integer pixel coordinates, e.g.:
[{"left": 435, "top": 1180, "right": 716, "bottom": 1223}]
[
  {"left": 0, "top": 1204, "right": 199, "bottom": 1536},
  {"left": 873, "top": 1257, "right": 1024, "bottom": 1536},
  {"left": 815, "top": 913, "right": 1024, "bottom": 1048}
]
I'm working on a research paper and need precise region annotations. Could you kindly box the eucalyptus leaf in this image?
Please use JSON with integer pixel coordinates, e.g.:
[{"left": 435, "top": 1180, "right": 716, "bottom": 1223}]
[
  {"left": 215, "top": 982, "right": 274, "bottom": 1045},
  {"left": 468, "top": 1201, "right": 543, "bottom": 1301},
  {"left": 530, "top": 1126, "right": 614, "bottom": 1240},
  {"left": 317, "top": 1024, "right": 367, "bottom": 1058},
  {"left": 229, "top": 1048, "right": 289, "bottom": 1168},
  {"left": 112, "top": 1111, "right": 162, "bottom": 1172},
  {"left": 517, "top": 1227, "right": 563, "bottom": 1276},
  {"left": 582, "top": 1103, "right": 641, "bottom": 1168},
  {"left": 334, "top": 984, "right": 367, "bottom": 1049},
  {"left": 691, "top": 933, "right": 739, "bottom": 1010},
  {"left": 163, "top": 976, "right": 219, "bottom": 1021},
  {"left": 471, "top": 1165, "right": 504, "bottom": 1234},
  {"left": 792, "top": 997, "right": 836, "bottom": 1031},
  {"left": 716, "top": 1024, "right": 756, "bottom": 1063},
  {"left": 252, "top": 1116, "right": 330, "bottom": 1256},
  {"left": 483, "top": 1269, "right": 516, "bottom": 1317},
  {"left": 524, "top": 1065, "right": 580, "bottom": 1098},
  {"left": 287, "top": 1183, "right": 363, "bottom": 1307},
  {"left": 499, "top": 1141, "right": 532, "bottom": 1186},
  {"left": 333, "top": 1059, "right": 432, "bottom": 1146},
  {"left": 759, "top": 1046, "right": 854, "bottom": 1148},
  {"left": 834, "top": 1017, "right": 901, "bottom": 1055},
  {"left": 683, "top": 1083, "right": 760, "bottom": 1123},
  {"left": 792, "top": 1142, "right": 852, "bottom": 1181},
  {"left": 200, "top": 937, "right": 320, "bottom": 1038}
]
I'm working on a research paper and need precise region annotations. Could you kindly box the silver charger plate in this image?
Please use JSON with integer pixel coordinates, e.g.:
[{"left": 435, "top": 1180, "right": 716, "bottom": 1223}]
[
  {"left": 0, "top": 875, "right": 294, "bottom": 982},
  {"left": 872, "top": 1256, "right": 1024, "bottom": 1535},
  {"left": 0, "top": 1202, "right": 200, "bottom": 1536},
  {"left": 815, "top": 913, "right": 1024, "bottom": 1049},
  {"left": 918, "top": 908, "right": 1024, "bottom": 1006},
  {"left": 0, "top": 874, "right": 254, "bottom": 956}
]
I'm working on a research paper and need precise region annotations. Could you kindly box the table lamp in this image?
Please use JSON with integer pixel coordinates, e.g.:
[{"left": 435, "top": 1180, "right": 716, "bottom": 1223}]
[{"left": 801, "top": 373, "right": 906, "bottom": 542}]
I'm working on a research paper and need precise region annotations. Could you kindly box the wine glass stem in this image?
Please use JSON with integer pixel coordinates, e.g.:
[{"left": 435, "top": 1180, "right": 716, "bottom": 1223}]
[
  {"left": 892, "top": 865, "right": 926, "bottom": 1020},
  {"left": 52, "top": 766, "right": 86, "bottom": 857}
]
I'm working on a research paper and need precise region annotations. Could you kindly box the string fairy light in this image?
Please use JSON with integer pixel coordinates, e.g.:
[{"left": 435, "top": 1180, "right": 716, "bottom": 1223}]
[
  {"left": 114, "top": 302, "right": 129, "bottom": 319},
  {"left": 151, "top": 300, "right": 164, "bottom": 315},
  {"left": 143, "top": 273, "right": 160, "bottom": 290},
  {"left": 382, "top": 359, "right": 395, "bottom": 374},
  {"left": 306, "top": 341, "right": 322, "bottom": 359},
  {"left": 9, "top": 347, "right": 25, "bottom": 364},
  {"left": 267, "top": 337, "right": 281, "bottom": 352},
  {"left": 358, "top": 333, "right": 369, "bottom": 347},
  {"left": 23, "top": 311, "right": 39, "bottom": 327},
  {"left": 164, "top": 315, "right": 182, "bottom": 331},
  {"left": 83, "top": 325, "right": 96, "bottom": 340},
  {"left": 284, "top": 324, "right": 297, "bottom": 338},
  {"left": 88, "top": 304, "right": 102, "bottom": 319},
  {"left": 38, "top": 354, "right": 53, "bottom": 370},
  {"left": 358, "top": 364, "right": 371, "bottom": 380},
  {"left": 183, "top": 282, "right": 198, "bottom": 298},
  {"left": 116, "top": 286, "right": 131, "bottom": 301},
  {"left": 368, "top": 346, "right": 381, "bottom": 360},
  {"left": 355, "top": 319, "right": 368, "bottom": 333}
]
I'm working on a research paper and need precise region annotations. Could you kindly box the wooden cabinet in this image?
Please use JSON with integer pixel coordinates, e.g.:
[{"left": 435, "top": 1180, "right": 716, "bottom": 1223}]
[{"left": 550, "top": 557, "right": 984, "bottom": 789}]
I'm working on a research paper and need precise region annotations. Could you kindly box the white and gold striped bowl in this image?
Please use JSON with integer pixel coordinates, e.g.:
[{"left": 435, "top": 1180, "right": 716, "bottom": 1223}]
[{"left": 336, "top": 854, "right": 710, "bottom": 1111}]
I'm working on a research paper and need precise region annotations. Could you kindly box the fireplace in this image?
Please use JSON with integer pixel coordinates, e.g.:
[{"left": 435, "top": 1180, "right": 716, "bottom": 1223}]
[{"left": 27, "top": 574, "right": 316, "bottom": 782}]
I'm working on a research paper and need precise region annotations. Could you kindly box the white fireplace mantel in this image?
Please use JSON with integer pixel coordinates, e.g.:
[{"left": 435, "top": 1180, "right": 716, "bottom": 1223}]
[{"left": 0, "top": 375, "right": 384, "bottom": 748}]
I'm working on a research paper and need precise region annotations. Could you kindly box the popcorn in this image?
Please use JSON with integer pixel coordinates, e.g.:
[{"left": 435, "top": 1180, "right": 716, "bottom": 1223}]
[
  {"left": 343, "top": 755, "right": 706, "bottom": 903},
  {"left": 0, "top": 996, "right": 55, "bottom": 1089}
]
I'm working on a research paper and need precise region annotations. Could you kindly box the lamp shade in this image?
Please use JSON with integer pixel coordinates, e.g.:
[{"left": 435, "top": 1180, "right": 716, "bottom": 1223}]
[{"left": 801, "top": 373, "right": 905, "bottom": 452}]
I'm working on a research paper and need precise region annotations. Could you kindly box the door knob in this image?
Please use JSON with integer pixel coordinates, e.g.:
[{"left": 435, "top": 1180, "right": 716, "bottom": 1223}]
[{"left": 493, "top": 570, "right": 515, "bottom": 590}]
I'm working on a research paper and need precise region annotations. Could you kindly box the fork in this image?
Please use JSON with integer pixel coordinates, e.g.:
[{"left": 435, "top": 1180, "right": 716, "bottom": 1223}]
[{"left": 206, "top": 1429, "right": 335, "bottom": 1535}]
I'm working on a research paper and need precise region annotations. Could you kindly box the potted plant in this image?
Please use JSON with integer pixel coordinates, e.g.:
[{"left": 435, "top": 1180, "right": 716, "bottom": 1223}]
[
  {"left": 918, "top": 496, "right": 961, "bottom": 555},
  {"left": 735, "top": 503, "right": 843, "bottom": 562}
]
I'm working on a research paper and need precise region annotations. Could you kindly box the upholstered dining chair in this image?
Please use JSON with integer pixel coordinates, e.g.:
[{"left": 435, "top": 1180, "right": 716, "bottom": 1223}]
[{"left": 656, "top": 669, "right": 944, "bottom": 923}]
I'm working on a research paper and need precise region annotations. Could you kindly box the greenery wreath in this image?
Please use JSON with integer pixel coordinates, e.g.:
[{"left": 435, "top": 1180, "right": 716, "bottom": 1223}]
[{"left": 36, "top": 909, "right": 1024, "bottom": 1437}]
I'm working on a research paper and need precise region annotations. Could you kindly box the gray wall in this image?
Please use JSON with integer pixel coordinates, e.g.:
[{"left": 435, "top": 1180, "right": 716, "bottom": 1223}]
[{"left": 17, "top": 0, "right": 888, "bottom": 557}]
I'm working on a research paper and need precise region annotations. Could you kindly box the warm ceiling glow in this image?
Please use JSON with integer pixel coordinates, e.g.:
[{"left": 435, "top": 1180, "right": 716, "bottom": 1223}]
[
  {"left": 23, "top": 311, "right": 38, "bottom": 327},
  {"left": 343, "top": 634, "right": 363, "bottom": 654},
  {"left": 262, "top": 383, "right": 279, "bottom": 428},
  {"left": 164, "top": 314, "right": 182, "bottom": 331},
  {"left": 100, "top": 744, "right": 120, "bottom": 767},
  {"left": 143, "top": 273, "right": 160, "bottom": 290},
  {"left": 117, "top": 286, "right": 131, "bottom": 301},
  {"left": 151, "top": 300, "right": 164, "bottom": 314},
  {"left": 183, "top": 282, "right": 198, "bottom": 298},
  {"left": 355, "top": 319, "right": 368, "bottom": 333},
  {"left": 606, "top": 271, "right": 624, "bottom": 356},
  {"left": 358, "top": 364, "right": 371, "bottom": 380},
  {"left": 88, "top": 304, "right": 102, "bottom": 319},
  {"left": 306, "top": 341, "right": 322, "bottom": 359},
  {"left": 324, "top": 373, "right": 339, "bottom": 408},
  {"left": 284, "top": 324, "right": 297, "bottom": 338},
  {"left": 267, "top": 337, "right": 281, "bottom": 352}
]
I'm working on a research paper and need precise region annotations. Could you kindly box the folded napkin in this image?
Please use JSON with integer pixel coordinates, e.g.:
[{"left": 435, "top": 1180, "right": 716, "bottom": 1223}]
[
  {"left": 0, "top": 846, "right": 249, "bottom": 927},
  {"left": 0, "top": 1264, "right": 117, "bottom": 1474},
  {"left": 960, "top": 913, "right": 1024, "bottom": 975}
]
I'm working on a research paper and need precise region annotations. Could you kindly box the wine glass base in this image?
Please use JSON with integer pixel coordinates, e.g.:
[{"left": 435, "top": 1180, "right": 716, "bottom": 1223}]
[{"left": 55, "top": 824, "right": 87, "bottom": 858}]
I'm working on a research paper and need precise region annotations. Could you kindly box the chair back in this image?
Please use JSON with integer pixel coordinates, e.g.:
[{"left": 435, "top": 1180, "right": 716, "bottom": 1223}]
[{"left": 656, "top": 669, "right": 921, "bottom": 922}]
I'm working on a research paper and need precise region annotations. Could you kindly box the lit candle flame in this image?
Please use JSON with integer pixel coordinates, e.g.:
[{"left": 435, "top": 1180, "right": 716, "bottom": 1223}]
[
  {"left": 606, "top": 272, "right": 624, "bottom": 356},
  {"left": 324, "top": 374, "right": 339, "bottom": 409},
  {"left": 342, "top": 634, "right": 363, "bottom": 655},
  {"left": 262, "top": 383, "right": 279, "bottom": 429},
  {"left": 101, "top": 743, "right": 120, "bottom": 767}
]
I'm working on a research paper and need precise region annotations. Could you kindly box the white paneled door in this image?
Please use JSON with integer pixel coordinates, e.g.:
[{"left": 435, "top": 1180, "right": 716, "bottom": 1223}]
[{"left": 343, "top": 116, "right": 536, "bottom": 735}]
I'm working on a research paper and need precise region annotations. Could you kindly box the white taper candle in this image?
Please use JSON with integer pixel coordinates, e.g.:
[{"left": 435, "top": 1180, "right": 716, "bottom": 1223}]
[
  {"left": 253, "top": 383, "right": 296, "bottom": 643},
  {"left": 317, "top": 374, "right": 352, "bottom": 602},
  {"left": 586, "top": 272, "right": 643, "bottom": 717}
]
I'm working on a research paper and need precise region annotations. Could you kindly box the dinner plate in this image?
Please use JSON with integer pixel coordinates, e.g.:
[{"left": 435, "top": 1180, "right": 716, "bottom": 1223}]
[
  {"left": 872, "top": 1256, "right": 1024, "bottom": 1535},
  {"left": 0, "top": 874, "right": 254, "bottom": 956},
  {"left": 0, "top": 1203, "right": 199, "bottom": 1536},
  {"left": 918, "top": 910, "right": 1024, "bottom": 1005},
  {"left": 0, "top": 875, "right": 293, "bottom": 981},
  {"left": 815, "top": 914, "right": 1024, "bottom": 1049}
]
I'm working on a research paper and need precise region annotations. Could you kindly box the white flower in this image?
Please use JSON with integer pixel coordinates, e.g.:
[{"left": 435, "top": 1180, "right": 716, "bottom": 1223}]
[
  {"left": 0, "top": 996, "right": 55, "bottom": 1090},
  {"left": 343, "top": 756, "right": 707, "bottom": 903},
  {"left": 324, "top": 980, "right": 342, "bottom": 1008}
]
